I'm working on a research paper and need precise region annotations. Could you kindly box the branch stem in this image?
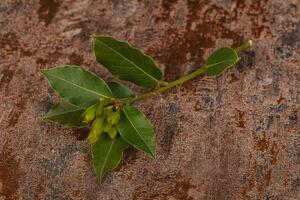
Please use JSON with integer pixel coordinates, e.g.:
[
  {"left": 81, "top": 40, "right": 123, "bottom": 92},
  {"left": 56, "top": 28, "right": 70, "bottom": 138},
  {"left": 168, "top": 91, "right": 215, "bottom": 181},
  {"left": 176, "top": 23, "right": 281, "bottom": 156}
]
[
  {"left": 123, "top": 40, "right": 252, "bottom": 104},
  {"left": 234, "top": 40, "right": 252, "bottom": 54}
]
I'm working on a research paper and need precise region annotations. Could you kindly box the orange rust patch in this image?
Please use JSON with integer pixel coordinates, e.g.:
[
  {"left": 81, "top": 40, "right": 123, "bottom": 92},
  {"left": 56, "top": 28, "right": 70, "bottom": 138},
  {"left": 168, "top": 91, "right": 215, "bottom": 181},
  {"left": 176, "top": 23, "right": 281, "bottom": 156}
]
[
  {"left": 0, "top": 32, "right": 20, "bottom": 53},
  {"left": 7, "top": 99, "right": 27, "bottom": 128},
  {"left": 194, "top": 99, "right": 201, "bottom": 112},
  {"left": 0, "top": 146, "right": 23, "bottom": 200},
  {"left": 241, "top": 160, "right": 257, "bottom": 199},
  {"left": 235, "top": 109, "right": 246, "bottom": 128},
  {"left": 235, "top": 0, "right": 273, "bottom": 38},
  {"left": 270, "top": 143, "right": 280, "bottom": 165},
  {"left": 132, "top": 172, "right": 196, "bottom": 200},
  {"left": 171, "top": 173, "right": 197, "bottom": 200},
  {"left": 256, "top": 133, "right": 270, "bottom": 152},
  {"left": 0, "top": 32, "right": 31, "bottom": 56},
  {"left": 229, "top": 73, "right": 240, "bottom": 84},
  {"left": 33, "top": 175, "right": 48, "bottom": 199},
  {"left": 37, "top": 0, "right": 61, "bottom": 26},
  {"left": 258, "top": 169, "right": 272, "bottom": 197},
  {"left": 277, "top": 94, "right": 285, "bottom": 105},
  {"left": 0, "top": 69, "right": 14, "bottom": 90}
]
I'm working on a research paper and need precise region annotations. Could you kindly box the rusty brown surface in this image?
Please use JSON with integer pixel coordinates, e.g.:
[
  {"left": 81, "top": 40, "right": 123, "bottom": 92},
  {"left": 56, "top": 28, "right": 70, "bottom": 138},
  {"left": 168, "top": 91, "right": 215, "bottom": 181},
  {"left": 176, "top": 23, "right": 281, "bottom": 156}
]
[{"left": 0, "top": 0, "right": 299, "bottom": 199}]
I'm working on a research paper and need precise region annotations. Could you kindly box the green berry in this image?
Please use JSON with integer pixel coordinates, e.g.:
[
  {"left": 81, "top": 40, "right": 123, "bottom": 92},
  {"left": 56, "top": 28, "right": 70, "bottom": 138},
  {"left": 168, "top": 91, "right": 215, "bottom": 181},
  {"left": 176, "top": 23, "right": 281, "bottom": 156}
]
[
  {"left": 96, "top": 99, "right": 105, "bottom": 116},
  {"left": 103, "top": 122, "right": 113, "bottom": 133},
  {"left": 107, "top": 111, "right": 120, "bottom": 125}
]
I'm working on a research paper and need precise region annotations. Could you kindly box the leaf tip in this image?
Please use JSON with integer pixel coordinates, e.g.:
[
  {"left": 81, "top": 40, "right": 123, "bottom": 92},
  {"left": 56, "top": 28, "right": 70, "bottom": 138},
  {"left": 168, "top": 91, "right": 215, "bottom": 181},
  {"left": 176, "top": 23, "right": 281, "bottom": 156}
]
[
  {"left": 150, "top": 154, "right": 156, "bottom": 160},
  {"left": 148, "top": 149, "right": 156, "bottom": 159}
]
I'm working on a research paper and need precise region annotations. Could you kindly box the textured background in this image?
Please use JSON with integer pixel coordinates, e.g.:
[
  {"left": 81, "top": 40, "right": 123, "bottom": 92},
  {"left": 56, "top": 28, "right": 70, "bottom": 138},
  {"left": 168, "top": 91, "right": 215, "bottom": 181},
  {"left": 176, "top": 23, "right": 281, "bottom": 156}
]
[{"left": 0, "top": 0, "right": 300, "bottom": 199}]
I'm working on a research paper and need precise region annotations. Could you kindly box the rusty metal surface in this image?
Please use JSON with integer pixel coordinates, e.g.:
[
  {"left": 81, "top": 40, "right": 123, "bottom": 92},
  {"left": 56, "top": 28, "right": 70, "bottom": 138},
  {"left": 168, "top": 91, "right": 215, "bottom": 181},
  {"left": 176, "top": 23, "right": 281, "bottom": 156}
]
[{"left": 0, "top": 0, "right": 299, "bottom": 199}]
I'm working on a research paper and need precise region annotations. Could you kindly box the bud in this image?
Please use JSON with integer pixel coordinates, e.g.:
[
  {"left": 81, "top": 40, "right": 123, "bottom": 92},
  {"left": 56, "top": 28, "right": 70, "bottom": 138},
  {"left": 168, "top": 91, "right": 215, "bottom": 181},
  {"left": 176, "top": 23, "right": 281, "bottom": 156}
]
[
  {"left": 88, "top": 130, "right": 98, "bottom": 145},
  {"left": 82, "top": 104, "right": 97, "bottom": 124},
  {"left": 88, "top": 116, "right": 105, "bottom": 145},
  {"left": 103, "top": 122, "right": 113, "bottom": 133},
  {"left": 104, "top": 105, "right": 114, "bottom": 112},
  {"left": 96, "top": 99, "right": 105, "bottom": 116},
  {"left": 106, "top": 111, "right": 120, "bottom": 125},
  {"left": 107, "top": 126, "right": 118, "bottom": 139}
]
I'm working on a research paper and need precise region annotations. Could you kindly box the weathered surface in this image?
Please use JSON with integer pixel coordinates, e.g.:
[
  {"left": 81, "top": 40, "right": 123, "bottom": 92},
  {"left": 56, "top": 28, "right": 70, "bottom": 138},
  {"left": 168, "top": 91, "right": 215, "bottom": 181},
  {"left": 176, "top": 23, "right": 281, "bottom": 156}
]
[{"left": 0, "top": 0, "right": 299, "bottom": 199}]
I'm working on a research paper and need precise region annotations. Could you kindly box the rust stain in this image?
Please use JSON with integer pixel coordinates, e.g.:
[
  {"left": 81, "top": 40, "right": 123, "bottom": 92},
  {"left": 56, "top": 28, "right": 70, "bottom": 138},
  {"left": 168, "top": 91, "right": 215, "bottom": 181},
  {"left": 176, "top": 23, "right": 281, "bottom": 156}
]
[
  {"left": 270, "top": 143, "right": 279, "bottom": 165},
  {"left": 71, "top": 128, "right": 89, "bottom": 141},
  {"left": 258, "top": 169, "right": 272, "bottom": 197},
  {"left": 277, "top": 94, "right": 285, "bottom": 104},
  {"left": 34, "top": 175, "right": 47, "bottom": 200},
  {"left": 241, "top": 160, "right": 257, "bottom": 200},
  {"left": 240, "top": 160, "right": 274, "bottom": 198},
  {"left": 235, "top": 0, "right": 273, "bottom": 38},
  {"left": 0, "top": 146, "right": 23, "bottom": 200},
  {"left": 235, "top": 109, "right": 245, "bottom": 128},
  {"left": 170, "top": 173, "right": 196, "bottom": 200},
  {"left": 133, "top": 172, "right": 196, "bottom": 200},
  {"left": 149, "top": 27, "right": 213, "bottom": 81},
  {"left": 38, "top": 0, "right": 61, "bottom": 26},
  {"left": 37, "top": 50, "right": 61, "bottom": 66},
  {"left": 68, "top": 53, "right": 84, "bottom": 66},
  {"left": 284, "top": 171, "right": 290, "bottom": 187},
  {"left": 248, "top": 1, "right": 273, "bottom": 38},
  {"left": 0, "top": 32, "right": 19, "bottom": 51},
  {"left": 0, "top": 0, "right": 298, "bottom": 198},
  {"left": 229, "top": 73, "right": 240, "bottom": 84},
  {"left": 256, "top": 132, "right": 270, "bottom": 152},
  {"left": 264, "top": 170, "right": 272, "bottom": 187},
  {"left": 7, "top": 98, "right": 27, "bottom": 128},
  {"left": 0, "top": 69, "right": 14, "bottom": 90},
  {"left": 146, "top": 0, "right": 271, "bottom": 82},
  {"left": 200, "top": 3, "right": 245, "bottom": 45},
  {"left": 194, "top": 99, "right": 201, "bottom": 111},
  {"left": 159, "top": 0, "right": 178, "bottom": 20},
  {"left": 0, "top": 32, "right": 31, "bottom": 56}
]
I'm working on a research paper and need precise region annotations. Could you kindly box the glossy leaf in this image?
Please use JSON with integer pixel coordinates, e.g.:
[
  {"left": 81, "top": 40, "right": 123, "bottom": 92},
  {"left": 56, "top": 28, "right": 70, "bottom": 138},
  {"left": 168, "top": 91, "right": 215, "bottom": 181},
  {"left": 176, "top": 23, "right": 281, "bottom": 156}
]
[
  {"left": 107, "top": 82, "right": 134, "bottom": 99},
  {"left": 117, "top": 105, "right": 156, "bottom": 158},
  {"left": 43, "top": 100, "right": 86, "bottom": 127},
  {"left": 92, "top": 134, "right": 128, "bottom": 182},
  {"left": 93, "top": 36, "right": 163, "bottom": 88},
  {"left": 42, "top": 66, "right": 113, "bottom": 107},
  {"left": 205, "top": 47, "right": 239, "bottom": 77}
]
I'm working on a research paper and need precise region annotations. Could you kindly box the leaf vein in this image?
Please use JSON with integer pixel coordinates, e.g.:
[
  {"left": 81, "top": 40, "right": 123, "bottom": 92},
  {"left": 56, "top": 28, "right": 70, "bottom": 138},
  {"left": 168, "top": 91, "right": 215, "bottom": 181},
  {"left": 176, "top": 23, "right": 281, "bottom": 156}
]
[
  {"left": 123, "top": 108, "right": 153, "bottom": 155},
  {"left": 46, "top": 73, "right": 112, "bottom": 99},
  {"left": 95, "top": 39, "right": 160, "bottom": 83}
]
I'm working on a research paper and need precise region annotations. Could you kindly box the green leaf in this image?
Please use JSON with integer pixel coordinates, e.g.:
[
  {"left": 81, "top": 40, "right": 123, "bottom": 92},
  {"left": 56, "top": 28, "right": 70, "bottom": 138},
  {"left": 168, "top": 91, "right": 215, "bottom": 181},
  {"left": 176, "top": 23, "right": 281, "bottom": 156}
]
[
  {"left": 92, "top": 134, "right": 128, "bottom": 182},
  {"left": 117, "top": 105, "right": 156, "bottom": 158},
  {"left": 205, "top": 47, "right": 240, "bottom": 77},
  {"left": 43, "top": 100, "right": 86, "bottom": 127},
  {"left": 92, "top": 36, "right": 163, "bottom": 88},
  {"left": 107, "top": 82, "right": 134, "bottom": 99},
  {"left": 42, "top": 65, "right": 113, "bottom": 107}
]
